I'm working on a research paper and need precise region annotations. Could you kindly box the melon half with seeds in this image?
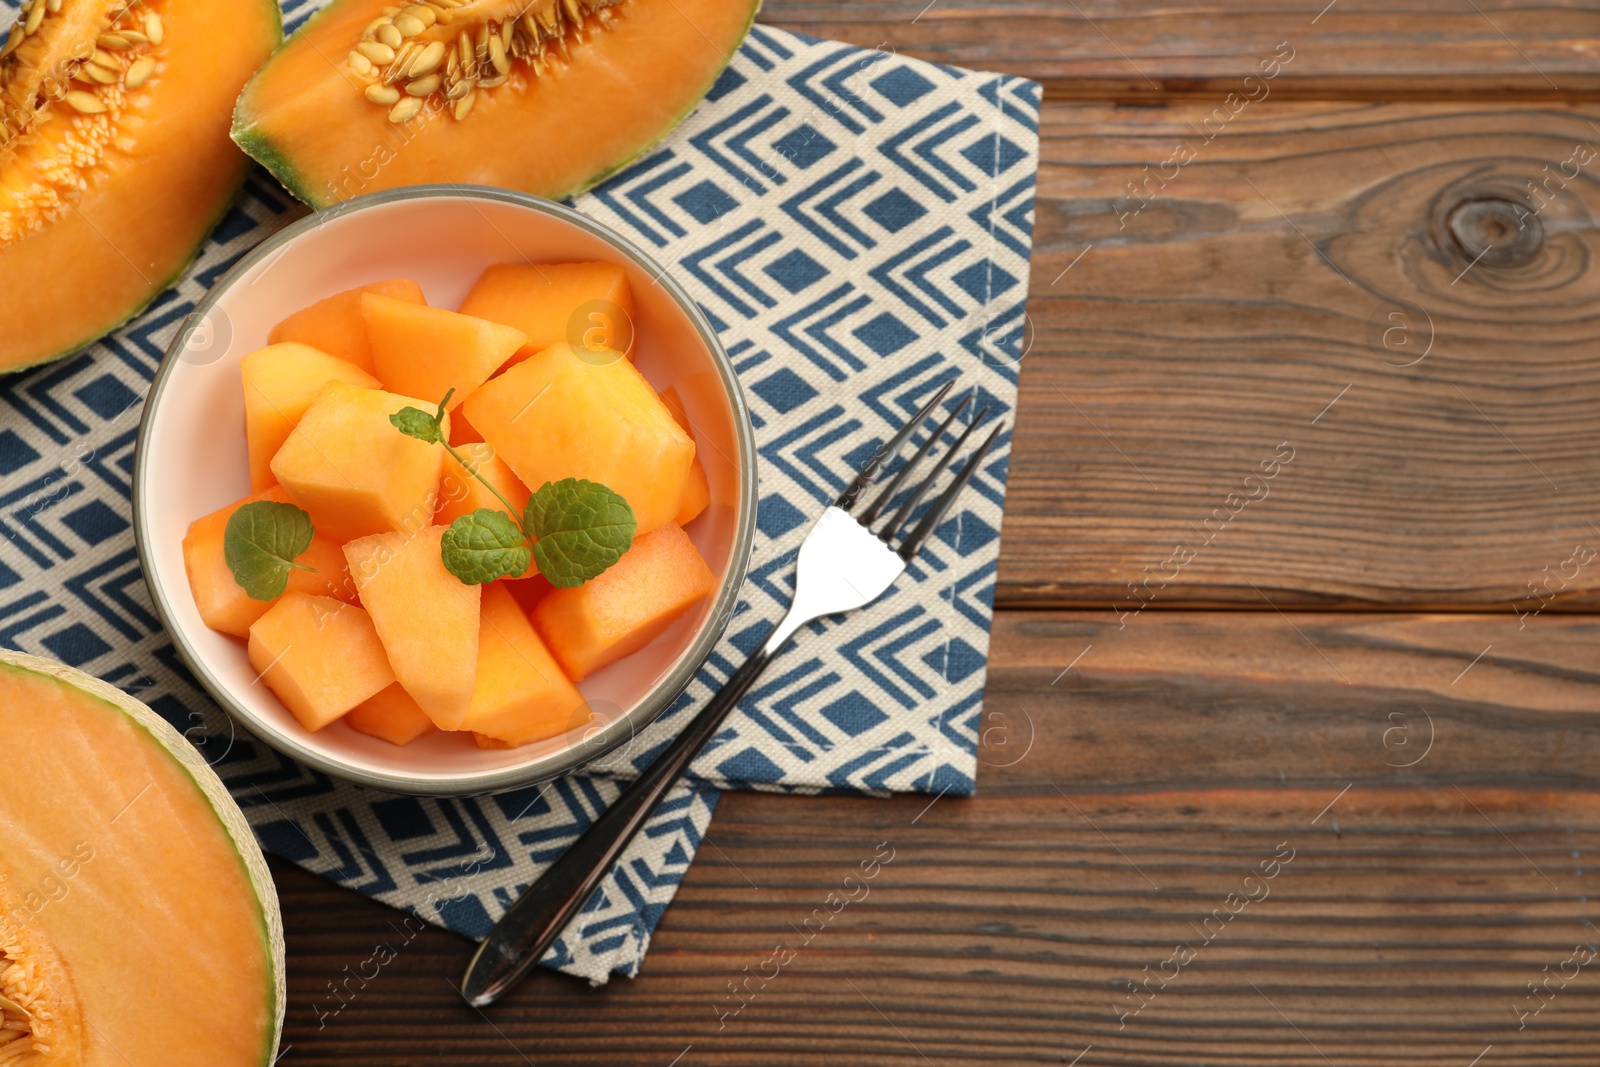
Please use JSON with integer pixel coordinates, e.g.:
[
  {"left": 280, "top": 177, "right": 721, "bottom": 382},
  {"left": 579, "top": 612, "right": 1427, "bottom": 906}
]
[
  {"left": 231, "top": 0, "right": 760, "bottom": 208},
  {"left": 0, "top": 650, "right": 284, "bottom": 1065},
  {"left": 0, "top": 0, "right": 281, "bottom": 371}
]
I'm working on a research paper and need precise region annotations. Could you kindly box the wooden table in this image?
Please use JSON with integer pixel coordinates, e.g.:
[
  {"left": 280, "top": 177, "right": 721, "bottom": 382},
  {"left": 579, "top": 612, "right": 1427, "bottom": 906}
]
[{"left": 277, "top": 4, "right": 1600, "bottom": 1063}]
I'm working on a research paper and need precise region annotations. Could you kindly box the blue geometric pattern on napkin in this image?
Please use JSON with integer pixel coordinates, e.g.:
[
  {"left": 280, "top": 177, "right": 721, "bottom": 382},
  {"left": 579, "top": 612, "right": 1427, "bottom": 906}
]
[{"left": 0, "top": 0, "right": 1039, "bottom": 986}]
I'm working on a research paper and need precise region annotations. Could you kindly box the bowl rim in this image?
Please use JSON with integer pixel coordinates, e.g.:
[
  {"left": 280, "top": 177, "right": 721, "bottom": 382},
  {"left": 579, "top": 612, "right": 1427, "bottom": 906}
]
[{"left": 133, "top": 183, "right": 758, "bottom": 797}]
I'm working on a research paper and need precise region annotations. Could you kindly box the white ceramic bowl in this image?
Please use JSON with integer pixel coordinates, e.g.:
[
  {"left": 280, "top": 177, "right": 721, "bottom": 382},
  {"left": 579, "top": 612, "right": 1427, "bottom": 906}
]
[{"left": 135, "top": 186, "right": 756, "bottom": 795}]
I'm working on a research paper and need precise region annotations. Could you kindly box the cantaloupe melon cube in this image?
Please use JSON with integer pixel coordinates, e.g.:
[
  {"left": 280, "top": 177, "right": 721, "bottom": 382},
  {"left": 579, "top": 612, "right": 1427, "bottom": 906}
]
[
  {"left": 343, "top": 526, "right": 480, "bottom": 730},
  {"left": 449, "top": 403, "right": 485, "bottom": 445},
  {"left": 248, "top": 594, "right": 395, "bottom": 732},
  {"left": 458, "top": 262, "right": 635, "bottom": 365},
  {"left": 435, "top": 442, "right": 532, "bottom": 529},
  {"left": 183, "top": 486, "right": 357, "bottom": 638},
  {"left": 268, "top": 278, "right": 425, "bottom": 372},
  {"left": 463, "top": 343, "right": 694, "bottom": 536},
  {"left": 362, "top": 294, "right": 527, "bottom": 410},
  {"left": 658, "top": 387, "right": 711, "bottom": 527},
  {"left": 461, "top": 584, "right": 588, "bottom": 747},
  {"left": 241, "top": 343, "right": 380, "bottom": 491},
  {"left": 532, "top": 523, "right": 714, "bottom": 681},
  {"left": 345, "top": 683, "right": 437, "bottom": 747},
  {"left": 270, "top": 381, "right": 447, "bottom": 544}
]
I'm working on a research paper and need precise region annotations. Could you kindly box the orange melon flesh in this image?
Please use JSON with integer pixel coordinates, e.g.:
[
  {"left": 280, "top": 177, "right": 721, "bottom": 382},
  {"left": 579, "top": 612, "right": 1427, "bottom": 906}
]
[
  {"left": 461, "top": 583, "right": 589, "bottom": 747},
  {"left": 0, "top": 652, "right": 284, "bottom": 1066},
  {"left": 267, "top": 278, "right": 425, "bottom": 373},
  {"left": 248, "top": 594, "right": 396, "bottom": 731},
  {"left": 270, "top": 381, "right": 447, "bottom": 544},
  {"left": 363, "top": 294, "right": 527, "bottom": 408},
  {"left": 0, "top": 0, "right": 282, "bottom": 371},
  {"left": 182, "top": 486, "right": 357, "bottom": 638},
  {"left": 458, "top": 262, "right": 636, "bottom": 365},
  {"left": 658, "top": 387, "right": 710, "bottom": 526},
  {"left": 343, "top": 526, "right": 481, "bottom": 730},
  {"left": 532, "top": 522, "right": 714, "bottom": 681},
  {"left": 464, "top": 342, "right": 694, "bottom": 536},
  {"left": 232, "top": 0, "right": 758, "bottom": 208},
  {"left": 449, "top": 404, "right": 486, "bottom": 446},
  {"left": 436, "top": 441, "right": 533, "bottom": 529},
  {"left": 241, "top": 343, "right": 381, "bottom": 491},
  {"left": 345, "top": 683, "right": 437, "bottom": 747}
]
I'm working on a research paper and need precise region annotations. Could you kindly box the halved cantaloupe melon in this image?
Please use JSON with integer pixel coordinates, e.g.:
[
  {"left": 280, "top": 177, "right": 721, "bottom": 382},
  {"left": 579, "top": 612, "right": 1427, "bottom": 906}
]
[
  {"left": 458, "top": 262, "right": 635, "bottom": 365},
  {"left": 0, "top": 651, "right": 283, "bottom": 1064},
  {"left": 532, "top": 521, "right": 713, "bottom": 680},
  {"left": 343, "top": 526, "right": 480, "bottom": 729},
  {"left": 268, "top": 278, "right": 425, "bottom": 373},
  {"left": 459, "top": 583, "right": 588, "bottom": 747},
  {"left": 658, "top": 387, "right": 710, "bottom": 526},
  {"left": 241, "top": 342, "right": 381, "bottom": 491},
  {"left": 436, "top": 441, "right": 532, "bottom": 529},
  {"left": 270, "top": 381, "right": 448, "bottom": 543},
  {"left": 363, "top": 293, "right": 526, "bottom": 408},
  {"left": 345, "top": 682, "right": 438, "bottom": 746},
  {"left": 231, "top": 0, "right": 758, "bottom": 208},
  {"left": 248, "top": 593, "right": 397, "bottom": 732},
  {"left": 463, "top": 341, "right": 694, "bottom": 536},
  {"left": 183, "top": 486, "right": 357, "bottom": 637},
  {"left": 0, "top": 0, "right": 281, "bottom": 371}
]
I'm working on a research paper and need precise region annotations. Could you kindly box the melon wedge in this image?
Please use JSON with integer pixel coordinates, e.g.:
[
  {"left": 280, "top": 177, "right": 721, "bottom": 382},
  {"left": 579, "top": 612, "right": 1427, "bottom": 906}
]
[
  {"left": 532, "top": 522, "right": 714, "bottom": 680},
  {"left": 241, "top": 342, "right": 381, "bottom": 490},
  {"left": 231, "top": 0, "right": 759, "bottom": 208},
  {"left": 463, "top": 342, "right": 695, "bottom": 536},
  {"left": 344, "top": 526, "right": 481, "bottom": 730},
  {"left": 0, "top": 0, "right": 281, "bottom": 370},
  {"left": 268, "top": 278, "right": 426, "bottom": 373},
  {"left": 363, "top": 294, "right": 526, "bottom": 408},
  {"left": 0, "top": 651, "right": 283, "bottom": 1064},
  {"left": 248, "top": 594, "right": 397, "bottom": 732},
  {"left": 183, "top": 486, "right": 357, "bottom": 638},
  {"left": 459, "top": 262, "right": 636, "bottom": 365},
  {"left": 460, "top": 583, "right": 589, "bottom": 747}
]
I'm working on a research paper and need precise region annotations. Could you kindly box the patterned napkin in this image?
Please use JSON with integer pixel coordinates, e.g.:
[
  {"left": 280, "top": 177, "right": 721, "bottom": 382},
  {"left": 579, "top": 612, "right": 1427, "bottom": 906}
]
[{"left": 0, "top": 0, "right": 1039, "bottom": 984}]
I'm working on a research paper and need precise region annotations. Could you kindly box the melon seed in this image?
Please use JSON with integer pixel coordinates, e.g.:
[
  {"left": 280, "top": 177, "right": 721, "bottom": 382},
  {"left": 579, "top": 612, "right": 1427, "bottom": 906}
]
[
  {"left": 81, "top": 62, "right": 118, "bottom": 84},
  {"left": 365, "top": 83, "right": 400, "bottom": 105},
  {"left": 46, "top": 0, "right": 61, "bottom": 11},
  {"left": 488, "top": 35, "right": 508, "bottom": 75},
  {"left": 144, "top": 13, "right": 163, "bottom": 45},
  {"left": 392, "top": 13, "right": 425, "bottom": 37},
  {"left": 97, "top": 33, "right": 130, "bottom": 49},
  {"left": 119, "top": 29, "right": 148, "bottom": 45},
  {"left": 357, "top": 40, "right": 395, "bottom": 64},
  {"left": 477, "top": 72, "right": 506, "bottom": 89},
  {"left": 409, "top": 40, "right": 446, "bottom": 76},
  {"left": 405, "top": 73, "right": 439, "bottom": 96},
  {"left": 349, "top": 50, "right": 374, "bottom": 75},
  {"left": 387, "top": 41, "right": 420, "bottom": 79},
  {"left": 64, "top": 90, "right": 107, "bottom": 113},
  {"left": 91, "top": 49, "right": 120, "bottom": 68},
  {"left": 375, "top": 22, "right": 403, "bottom": 48},
  {"left": 445, "top": 76, "right": 472, "bottom": 99},
  {"left": 0, "top": 27, "right": 23, "bottom": 59},
  {"left": 23, "top": 3, "right": 44, "bottom": 35},
  {"left": 124, "top": 55, "right": 154, "bottom": 88},
  {"left": 388, "top": 96, "right": 423, "bottom": 123},
  {"left": 452, "top": 90, "right": 474, "bottom": 121},
  {"left": 402, "top": 4, "right": 437, "bottom": 26}
]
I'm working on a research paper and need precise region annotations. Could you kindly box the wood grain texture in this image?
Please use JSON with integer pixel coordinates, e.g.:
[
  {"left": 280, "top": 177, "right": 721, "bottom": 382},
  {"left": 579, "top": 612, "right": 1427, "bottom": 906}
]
[
  {"left": 998, "top": 101, "right": 1600, "bottom": 611},
  {"left": 758, "top": 0, "right": 1600, "bottom": 100},
  {"left": 275, "top": 613, "right": 1600, "bottom": 1066}
]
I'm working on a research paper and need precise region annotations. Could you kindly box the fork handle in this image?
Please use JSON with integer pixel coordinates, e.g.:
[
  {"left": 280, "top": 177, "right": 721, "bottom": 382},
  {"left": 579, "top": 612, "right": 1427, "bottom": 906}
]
[{"left": 461, "top": 625, "right": 784, "bottom": 1007}]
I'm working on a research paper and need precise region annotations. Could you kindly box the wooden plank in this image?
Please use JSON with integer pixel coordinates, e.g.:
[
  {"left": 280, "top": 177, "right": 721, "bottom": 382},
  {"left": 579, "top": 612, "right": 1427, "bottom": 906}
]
[
  {"left": 998, "top": 101, "right": 1600, "bottom": 611},
  {"left": 275, "top": 613, "right": 1600, "bottom": 1065},
  {"left": 758, "top": 0, "right": 1600, "bottom": 100}
]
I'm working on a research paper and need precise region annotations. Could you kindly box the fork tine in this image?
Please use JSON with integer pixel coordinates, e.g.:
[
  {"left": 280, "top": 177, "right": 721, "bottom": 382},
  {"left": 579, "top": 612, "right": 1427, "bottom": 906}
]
[
  {"left": 880, "top": 406, "right": 991, "bottom": 543},
  {"left": 833, "top": 379, "right": 955, "bottom": 511},
  {"left": 897, "top": 420, "right": 1005, "bottom": 562},
  {"left": 859, "top": 393, "right": 973, "bottom": 525}
]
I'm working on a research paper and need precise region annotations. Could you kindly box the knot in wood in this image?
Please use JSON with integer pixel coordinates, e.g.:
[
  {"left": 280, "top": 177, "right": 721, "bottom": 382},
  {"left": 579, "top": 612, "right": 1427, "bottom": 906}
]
[{"left": 1446, "top": 197, "right": 1542, "bottom": 269}]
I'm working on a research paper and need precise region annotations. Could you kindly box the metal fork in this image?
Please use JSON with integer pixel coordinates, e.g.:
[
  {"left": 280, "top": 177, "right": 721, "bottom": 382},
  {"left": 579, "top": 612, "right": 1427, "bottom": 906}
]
[{"left": 461, "top": 380, "right": 1003, "bottom": 1007}]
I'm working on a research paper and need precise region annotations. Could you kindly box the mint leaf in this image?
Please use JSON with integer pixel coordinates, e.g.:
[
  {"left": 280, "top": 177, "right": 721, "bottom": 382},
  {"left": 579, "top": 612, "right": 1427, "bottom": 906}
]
[
  {"left": 441, "top": 509, "right": 532, "bottom": 584},
  {"left": 389, "top": 406, "right": 442, "bottom": 443},
  {"left": 223, "top": 501, "right": 316, "bottom": 601},
  {"left": 525, "top": 478, "right": 636, "bottom": 588}
]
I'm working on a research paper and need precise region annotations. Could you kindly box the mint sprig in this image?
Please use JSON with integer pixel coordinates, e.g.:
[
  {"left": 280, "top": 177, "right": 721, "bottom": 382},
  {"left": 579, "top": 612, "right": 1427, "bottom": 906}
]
[
  {"left": 224, "top": 500, "right": 316, "bottom": 601},
  {"left": 390, "top": 392, "right": 636, "bottom": 588}
]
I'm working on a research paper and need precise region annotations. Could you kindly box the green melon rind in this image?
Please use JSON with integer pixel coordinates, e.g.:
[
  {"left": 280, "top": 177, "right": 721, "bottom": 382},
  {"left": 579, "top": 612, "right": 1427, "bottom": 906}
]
[
  {"left": 232, "top": 0, "right": 763, "bottom": 210},
  {"left": 3, "top": 0, "right": 284, "bottom": 376},
  {"left": 0, "top": 650, "right": 286, "bottom": 1067}
]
